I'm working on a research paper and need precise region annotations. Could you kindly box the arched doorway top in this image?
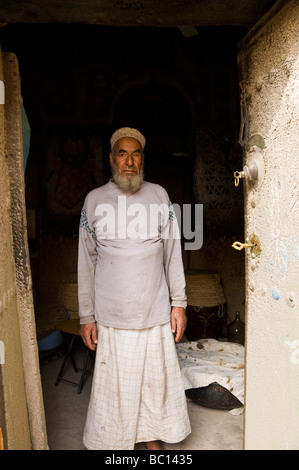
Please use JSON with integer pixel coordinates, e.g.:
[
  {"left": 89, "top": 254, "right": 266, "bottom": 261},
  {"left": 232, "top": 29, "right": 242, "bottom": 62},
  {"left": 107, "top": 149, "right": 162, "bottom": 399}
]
[{"left": 109, "top": 79, "right": 195, "bottom": 161}]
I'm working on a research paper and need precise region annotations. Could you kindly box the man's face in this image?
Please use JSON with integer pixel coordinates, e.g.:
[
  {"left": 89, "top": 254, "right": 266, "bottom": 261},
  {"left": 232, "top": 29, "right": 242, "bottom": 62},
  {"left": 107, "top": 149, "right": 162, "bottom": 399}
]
[{"left": 109, "top": 137, "right": 144, "bottom": 178}]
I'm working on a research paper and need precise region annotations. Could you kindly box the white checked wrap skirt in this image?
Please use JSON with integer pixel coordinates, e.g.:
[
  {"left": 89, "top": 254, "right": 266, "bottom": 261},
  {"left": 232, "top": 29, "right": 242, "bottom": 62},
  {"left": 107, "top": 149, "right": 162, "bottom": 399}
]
[{"left": 83, "top": 322, "right": 191, "bottom": 450}]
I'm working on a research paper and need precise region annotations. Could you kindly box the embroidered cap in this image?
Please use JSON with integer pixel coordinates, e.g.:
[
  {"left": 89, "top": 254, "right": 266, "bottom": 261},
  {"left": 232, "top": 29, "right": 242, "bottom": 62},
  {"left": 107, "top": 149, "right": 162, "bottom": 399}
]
[{"left": 110, "top": 127, "right": 146, "bottom": 151}]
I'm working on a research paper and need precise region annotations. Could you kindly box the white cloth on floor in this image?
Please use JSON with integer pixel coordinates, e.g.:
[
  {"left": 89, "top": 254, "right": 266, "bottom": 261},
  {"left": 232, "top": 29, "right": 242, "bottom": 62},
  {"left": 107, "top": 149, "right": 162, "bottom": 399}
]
[
  {"left": 83, "top": 322, "right": 191, "bottom": 450},
  {"left": 176, "top": 338, "right": 245, "bottom": 404}
]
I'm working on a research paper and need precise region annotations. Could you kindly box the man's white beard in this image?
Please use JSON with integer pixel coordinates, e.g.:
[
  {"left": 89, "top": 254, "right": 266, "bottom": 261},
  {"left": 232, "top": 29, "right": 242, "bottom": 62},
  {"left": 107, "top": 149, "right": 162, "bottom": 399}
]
[{"left": 111, "top": 164, "right": 144, "bottom": 193}]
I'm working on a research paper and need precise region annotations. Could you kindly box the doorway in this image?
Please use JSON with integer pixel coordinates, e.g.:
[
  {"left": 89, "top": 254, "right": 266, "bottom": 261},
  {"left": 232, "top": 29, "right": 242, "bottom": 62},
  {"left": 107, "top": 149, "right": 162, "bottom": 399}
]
[{"left": 0, "top": 22, "right": 246, "bottom": 449}]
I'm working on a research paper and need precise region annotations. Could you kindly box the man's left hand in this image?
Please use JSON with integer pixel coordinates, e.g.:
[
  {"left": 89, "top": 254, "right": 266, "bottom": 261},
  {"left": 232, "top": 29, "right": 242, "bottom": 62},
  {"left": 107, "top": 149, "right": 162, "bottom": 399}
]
[{"left": 171, "top": 307, "right": 187, "bottom": 343}]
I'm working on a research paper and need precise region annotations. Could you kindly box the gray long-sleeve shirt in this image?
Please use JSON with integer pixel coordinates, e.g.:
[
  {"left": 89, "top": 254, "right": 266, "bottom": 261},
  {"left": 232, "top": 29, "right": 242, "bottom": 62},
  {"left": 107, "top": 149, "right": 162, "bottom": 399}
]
[{"left": 78, "top": 180, "right": 187, "bottom": 329}]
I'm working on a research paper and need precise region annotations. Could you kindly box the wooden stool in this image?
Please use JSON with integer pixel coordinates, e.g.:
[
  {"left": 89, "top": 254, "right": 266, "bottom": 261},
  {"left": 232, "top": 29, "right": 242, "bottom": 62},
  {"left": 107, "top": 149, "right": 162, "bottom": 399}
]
[{"left": 55, "top": 318, "right": 94, "bottom": 394}]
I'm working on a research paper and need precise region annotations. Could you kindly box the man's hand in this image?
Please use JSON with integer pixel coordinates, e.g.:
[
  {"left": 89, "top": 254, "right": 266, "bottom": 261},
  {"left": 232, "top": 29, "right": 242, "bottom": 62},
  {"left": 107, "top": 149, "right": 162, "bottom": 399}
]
[
  {"left": 170, "top": 307, "right": 187, "bottom": 343},
  {"left": 80, "top": 322, "right": 98, "bottom": 351}
]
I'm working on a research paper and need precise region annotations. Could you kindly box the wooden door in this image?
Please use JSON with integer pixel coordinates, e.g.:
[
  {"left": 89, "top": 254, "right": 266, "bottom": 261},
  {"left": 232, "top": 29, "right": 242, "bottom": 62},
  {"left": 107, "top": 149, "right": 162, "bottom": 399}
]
[
  {"left": 237, "top": 0, "right": 299, "bottom": 449},
  {"left": 0, "top": 48, "right": 48, "bottom": 449}
]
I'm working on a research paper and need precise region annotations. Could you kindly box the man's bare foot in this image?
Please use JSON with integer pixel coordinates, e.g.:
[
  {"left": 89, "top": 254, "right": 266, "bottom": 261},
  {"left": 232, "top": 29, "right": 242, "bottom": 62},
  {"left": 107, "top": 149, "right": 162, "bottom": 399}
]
[{"left": 144, "top": 440, "right": 162, "bottom": 450}]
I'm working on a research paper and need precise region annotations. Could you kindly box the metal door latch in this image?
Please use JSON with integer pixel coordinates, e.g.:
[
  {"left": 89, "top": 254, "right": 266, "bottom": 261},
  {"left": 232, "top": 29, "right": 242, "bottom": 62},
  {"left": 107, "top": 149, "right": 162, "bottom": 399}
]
[
  {"left": 232, "top": 233, "right": 262, "bottom": 258},
  {"left": 234, "top": 161, "right": 258, "bottom": 187},
  {"left": 234, "top": 147, "right": 265, "bottom": 189}
]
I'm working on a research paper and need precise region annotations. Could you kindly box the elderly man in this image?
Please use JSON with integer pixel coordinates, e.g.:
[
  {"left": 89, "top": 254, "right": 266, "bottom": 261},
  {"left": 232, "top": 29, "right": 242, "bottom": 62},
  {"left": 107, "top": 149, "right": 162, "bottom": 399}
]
[{"left": 78, "top": 127, "right": 191, "bottom": 450}]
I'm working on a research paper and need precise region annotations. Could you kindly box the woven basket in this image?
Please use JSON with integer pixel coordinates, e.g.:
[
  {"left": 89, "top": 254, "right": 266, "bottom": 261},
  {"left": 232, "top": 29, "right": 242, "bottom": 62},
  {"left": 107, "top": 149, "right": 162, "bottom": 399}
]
[
  {"left": 58, "top": 273, "right": 79, "bottom": 319},
  {"left": 185, "top": 269, "right": 225, "bottom": 307}
]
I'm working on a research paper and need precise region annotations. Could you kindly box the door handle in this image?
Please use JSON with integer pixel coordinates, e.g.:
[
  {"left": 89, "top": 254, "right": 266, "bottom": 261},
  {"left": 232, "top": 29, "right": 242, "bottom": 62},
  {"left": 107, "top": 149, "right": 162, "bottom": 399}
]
[
  {"left": 233, "top": 147, "right": 265, "bottom": 189},
  {"left": 232, "top": 233, "right": 262, "bottom": 258},
  {"left": 234, "top": 161, "right": 258, "bottom": 187},
  {"left": 232, "top": 241, "right": 255, "bottom": 250}
]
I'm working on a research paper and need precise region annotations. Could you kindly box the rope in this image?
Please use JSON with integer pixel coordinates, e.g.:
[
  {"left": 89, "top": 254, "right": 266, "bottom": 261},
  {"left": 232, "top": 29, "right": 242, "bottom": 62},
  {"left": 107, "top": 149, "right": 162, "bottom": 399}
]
[{"left": 238, "top": 81, "right": 249, "bottom": 147}]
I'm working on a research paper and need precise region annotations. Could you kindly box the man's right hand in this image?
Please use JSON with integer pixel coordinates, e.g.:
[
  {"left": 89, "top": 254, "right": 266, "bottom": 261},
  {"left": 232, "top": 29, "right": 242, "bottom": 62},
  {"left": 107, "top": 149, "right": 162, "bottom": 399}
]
[{"left": 80, "top": 322, "right": 98, "bottom": 351}]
